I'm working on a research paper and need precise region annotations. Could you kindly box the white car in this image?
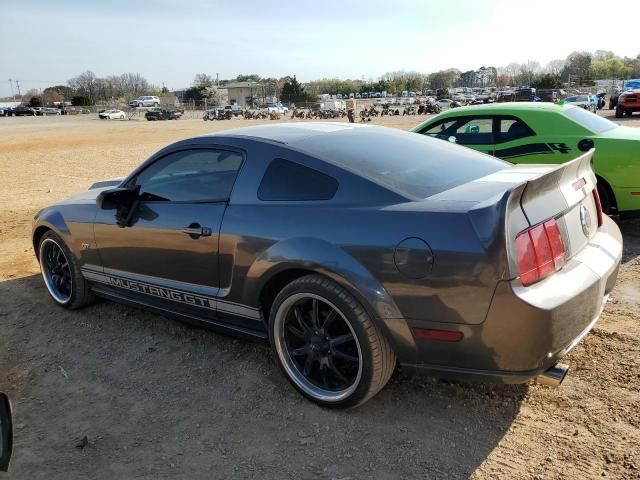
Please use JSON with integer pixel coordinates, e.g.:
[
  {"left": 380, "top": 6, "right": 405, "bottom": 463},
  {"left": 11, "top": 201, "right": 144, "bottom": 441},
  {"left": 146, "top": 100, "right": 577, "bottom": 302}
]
[
  {"left": 43, "top": 107, "right": 61, "bottom": 115},
  {"left": 435, "top": 99, "right": 454, "bottom": 109},
  {"left": 264, "top": 102, "right": 289, "bottom": 114},
  {"left": 128, "top": 96, "right": 160, "bottom": 108},
  {"left": 99, "top": 109, "right": 126, "bottom": 120},
  {"left": 564, "top": 95, "right": 592, "bottom": 110}
]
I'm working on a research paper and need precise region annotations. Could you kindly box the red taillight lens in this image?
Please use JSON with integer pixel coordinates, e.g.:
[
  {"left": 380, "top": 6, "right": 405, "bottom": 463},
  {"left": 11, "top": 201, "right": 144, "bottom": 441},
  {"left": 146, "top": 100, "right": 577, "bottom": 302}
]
[
  {"left": 592, "top": 188, "right": 603, "bottom": 227},
  {"left": 515, "top": 218, "right": 566, "bottom": 286},
  {"left": 544, "top": 219, "right": 566, "bottom": 269}
]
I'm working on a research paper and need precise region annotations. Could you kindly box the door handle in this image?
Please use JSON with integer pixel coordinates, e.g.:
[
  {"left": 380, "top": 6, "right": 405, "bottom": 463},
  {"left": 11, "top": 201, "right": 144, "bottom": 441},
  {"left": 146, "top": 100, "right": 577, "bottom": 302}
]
[{"left": 182, "top": 224, "right": 212, "bottom": 238}]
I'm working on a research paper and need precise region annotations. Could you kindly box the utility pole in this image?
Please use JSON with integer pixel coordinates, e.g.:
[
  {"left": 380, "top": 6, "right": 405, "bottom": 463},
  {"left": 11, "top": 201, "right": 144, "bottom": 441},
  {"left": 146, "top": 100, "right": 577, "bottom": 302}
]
[
  {"left": 15, "top": 80, "right": 21, "bottom": 99},
  {"left": 8, "top": 79, "right": 15, "bottom": 104}
]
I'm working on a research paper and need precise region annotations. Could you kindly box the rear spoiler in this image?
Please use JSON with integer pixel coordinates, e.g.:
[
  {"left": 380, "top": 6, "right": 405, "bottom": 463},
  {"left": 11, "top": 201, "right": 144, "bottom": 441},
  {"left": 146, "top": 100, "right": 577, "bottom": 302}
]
[{"left": 518, "top": 149, "right": 596, "bottom": 226}]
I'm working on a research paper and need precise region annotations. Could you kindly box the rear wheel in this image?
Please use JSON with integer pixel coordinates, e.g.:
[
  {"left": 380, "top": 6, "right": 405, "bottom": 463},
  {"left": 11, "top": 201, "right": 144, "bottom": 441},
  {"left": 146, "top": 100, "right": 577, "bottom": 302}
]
[
  {"left": 38, "top": 231, "right": 95, "bottom": 309},
  {"left": 615, "top": 107, "right": 623, "bottom": 118},
  {"left": 269, "top": 275, "right": 396, "bottom": 408}
]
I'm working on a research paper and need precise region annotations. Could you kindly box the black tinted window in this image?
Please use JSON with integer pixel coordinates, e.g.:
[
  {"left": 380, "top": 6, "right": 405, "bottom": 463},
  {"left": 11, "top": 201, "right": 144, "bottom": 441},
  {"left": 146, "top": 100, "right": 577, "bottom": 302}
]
[
  {"left": 134, "top": 149, "right": 243, "bottom": 202},
  {"left": 421, "top": 117, "right": 494, "bottom": 145},
  {"left": 498, "top": 118, "right": 535, "bottom": 143},
  {"left": 258, "top": 159, "right": 338, "bottom": 201}
]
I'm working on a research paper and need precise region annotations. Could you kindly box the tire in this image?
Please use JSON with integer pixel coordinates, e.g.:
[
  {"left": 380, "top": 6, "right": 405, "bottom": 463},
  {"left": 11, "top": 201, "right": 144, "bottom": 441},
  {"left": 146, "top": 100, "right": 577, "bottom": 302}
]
[
  {"left": 154, "top": 102, "right": 159, "bottom": 107},
  {"left": 596, "top": 180, "right": 614, "bottom": 215},
  {"left": 120, "top": 114, "right": 124, "bottom": 119},
  {"left": 269, "top": 275, "right": 396, "bottom": 408},
  {"left": 615, "top": 107, "right": 623, "bottom": 118},
  {"left": 625, "top": 110, "right": 633, "bottom": 117},
  {"left": 38, "top": 231, "right": 95, "bottom": 309}
]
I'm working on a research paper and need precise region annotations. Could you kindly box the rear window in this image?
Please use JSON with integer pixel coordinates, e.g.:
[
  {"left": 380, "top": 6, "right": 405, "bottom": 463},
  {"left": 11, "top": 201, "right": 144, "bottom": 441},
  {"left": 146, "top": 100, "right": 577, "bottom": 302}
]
[
  {"left": 258, "top": 159, "right": 338, "bottom": 201},
  {"left": 292, "top": 128, "right": 507, "bottom": 199},
  {"left": 564, "top": 106, "right": 617, "bottom": 133}
]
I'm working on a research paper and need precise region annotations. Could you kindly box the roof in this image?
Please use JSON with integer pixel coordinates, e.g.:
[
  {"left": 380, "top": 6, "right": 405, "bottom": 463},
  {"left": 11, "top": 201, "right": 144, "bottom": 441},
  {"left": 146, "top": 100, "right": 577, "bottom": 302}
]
[
  {"left": 209, "top": 122, "right": 374, "bottom": 144},
  {"left": 438, "top": 102, "right": 572, "bottom": 114},
  {"left": 224, "top": 82, "right": 262, "bottom": 89}
]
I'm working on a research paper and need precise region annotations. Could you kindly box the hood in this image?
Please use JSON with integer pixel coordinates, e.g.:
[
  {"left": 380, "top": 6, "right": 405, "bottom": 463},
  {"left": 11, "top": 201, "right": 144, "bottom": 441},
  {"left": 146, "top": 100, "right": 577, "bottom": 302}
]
[
  {"left": 89, "top": 178, "right": 124, "bottom": 189},
  {"left": 56, "top": 179, "right": 124, "bottom": 206}
]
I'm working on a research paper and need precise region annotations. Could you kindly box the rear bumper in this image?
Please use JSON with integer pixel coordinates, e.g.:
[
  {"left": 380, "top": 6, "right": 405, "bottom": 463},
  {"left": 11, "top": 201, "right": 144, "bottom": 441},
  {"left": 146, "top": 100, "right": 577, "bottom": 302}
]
[{"left": 401, "top": 216, "right": 622, "bottom": 383}]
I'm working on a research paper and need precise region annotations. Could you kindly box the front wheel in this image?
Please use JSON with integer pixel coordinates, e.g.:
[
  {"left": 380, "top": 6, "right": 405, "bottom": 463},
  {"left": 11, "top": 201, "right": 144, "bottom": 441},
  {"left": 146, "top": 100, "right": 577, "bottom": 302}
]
[
  {"left": 615, "top": 107, "right": 623, "bottom": 118},
  {"left": 269, "top": 275, "right": 396, "bottom": 408},
  {"left": 38, "top": 231, "right": 95, "bottom": 309}
]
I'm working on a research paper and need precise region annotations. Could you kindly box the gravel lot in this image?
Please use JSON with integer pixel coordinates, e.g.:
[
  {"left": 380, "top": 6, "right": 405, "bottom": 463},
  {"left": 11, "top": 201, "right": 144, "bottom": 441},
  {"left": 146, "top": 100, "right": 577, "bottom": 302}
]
[{"left": 1, "top": 111, "right": 639, "bottom": 479}]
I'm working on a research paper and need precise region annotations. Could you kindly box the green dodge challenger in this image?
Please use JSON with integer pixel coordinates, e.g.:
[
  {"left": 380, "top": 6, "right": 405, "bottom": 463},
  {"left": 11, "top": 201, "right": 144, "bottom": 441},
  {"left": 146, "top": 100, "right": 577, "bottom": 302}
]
[{"left": 412, "top": 103, "right": 640, "bottom": 214}]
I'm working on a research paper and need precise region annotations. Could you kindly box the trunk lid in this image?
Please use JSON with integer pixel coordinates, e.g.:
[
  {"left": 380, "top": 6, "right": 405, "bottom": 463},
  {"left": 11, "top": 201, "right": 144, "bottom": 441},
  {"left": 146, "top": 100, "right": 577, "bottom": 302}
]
[{"left": 431, "top": 150, "right": 599, "bottom": 280}]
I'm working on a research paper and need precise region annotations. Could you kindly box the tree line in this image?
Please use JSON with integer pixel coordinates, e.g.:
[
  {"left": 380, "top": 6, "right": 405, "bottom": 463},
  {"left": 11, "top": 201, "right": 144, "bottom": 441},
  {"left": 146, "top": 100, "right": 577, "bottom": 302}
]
[{"left": 16, "top": 49, "right": 640, "bottom": 107}]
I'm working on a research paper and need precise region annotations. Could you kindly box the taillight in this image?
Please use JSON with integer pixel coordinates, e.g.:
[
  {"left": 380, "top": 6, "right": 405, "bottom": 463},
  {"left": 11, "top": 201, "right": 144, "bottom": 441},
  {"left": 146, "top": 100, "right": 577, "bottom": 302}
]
[
  {"left": 515, "top": 218, "right": 566, "bottom": 286},
  {"left": 592, "top": 188, "right": 603, "bottom": 227}
]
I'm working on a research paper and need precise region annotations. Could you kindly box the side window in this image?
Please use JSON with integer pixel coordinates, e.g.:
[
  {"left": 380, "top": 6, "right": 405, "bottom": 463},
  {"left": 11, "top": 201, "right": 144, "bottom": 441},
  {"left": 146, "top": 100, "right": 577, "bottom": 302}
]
[
  {"left": 258, "top": 159, "right": 338, "bottom": 201},
  {"left": 498, "top": 118, "right": 535, "bottom": 143},
  {"left": 421, "top": 118, "right": 493, "bottom": 145},
  {"left": 420, "top": 119, "right": 459, "bottom": 138},
  {"left": 451, "top": 118, "right": 493, "bottom": 145},
  {"left": 133, "top": 149, "right": 243, "bottom": 202}
]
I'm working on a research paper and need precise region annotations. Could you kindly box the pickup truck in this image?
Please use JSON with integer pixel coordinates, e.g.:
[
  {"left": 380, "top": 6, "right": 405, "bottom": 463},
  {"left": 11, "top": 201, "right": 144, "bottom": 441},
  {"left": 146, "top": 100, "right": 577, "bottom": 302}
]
[{"left": 616, "top": 89, "right": 640, "bottom": 118}]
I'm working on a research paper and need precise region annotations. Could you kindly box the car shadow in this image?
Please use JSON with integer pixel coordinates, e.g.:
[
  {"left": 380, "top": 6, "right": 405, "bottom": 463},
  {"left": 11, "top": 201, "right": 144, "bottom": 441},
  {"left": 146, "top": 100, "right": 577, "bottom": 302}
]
[{"left": 1, "top": 273, "right": 525, "bottom": 479}]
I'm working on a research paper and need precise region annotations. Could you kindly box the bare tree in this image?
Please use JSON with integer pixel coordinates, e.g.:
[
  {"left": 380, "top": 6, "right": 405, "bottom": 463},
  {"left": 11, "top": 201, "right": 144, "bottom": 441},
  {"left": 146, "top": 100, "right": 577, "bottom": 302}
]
[
  {"left": 68, "top": 70, "right": 98, "bottom": 103},
  {"left": 193, "top": 73, "right": 215, "bottom": 88},
  {"left": 545, "top": 59, "right": 566, "bottom": 76}
]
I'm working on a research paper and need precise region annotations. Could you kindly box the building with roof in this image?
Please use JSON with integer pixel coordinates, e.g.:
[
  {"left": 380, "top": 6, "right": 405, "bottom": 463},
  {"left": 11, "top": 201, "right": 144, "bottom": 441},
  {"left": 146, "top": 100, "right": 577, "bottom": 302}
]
[{"left": 225, "top": 82, "right": 274, "bottom": 107}]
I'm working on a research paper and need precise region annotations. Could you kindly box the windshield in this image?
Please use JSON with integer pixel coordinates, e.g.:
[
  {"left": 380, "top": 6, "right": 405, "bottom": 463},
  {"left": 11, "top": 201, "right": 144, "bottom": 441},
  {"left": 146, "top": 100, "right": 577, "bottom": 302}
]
[
  {"left": 564, "top": 106, "right": 617, "bottom": 133},
  {"left": 623, "top": 80, "right": 640, "bottom": 90}
]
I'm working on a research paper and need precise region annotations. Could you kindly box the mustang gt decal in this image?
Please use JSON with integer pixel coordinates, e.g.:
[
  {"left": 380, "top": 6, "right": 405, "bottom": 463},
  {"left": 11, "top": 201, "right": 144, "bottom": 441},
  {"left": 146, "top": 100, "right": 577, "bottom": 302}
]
[
  {"left": 80, "top": 266, "right": 263, "bottom": 320},
  {"left": 83, "top": 269, "right": 216, "bottom": 310}
]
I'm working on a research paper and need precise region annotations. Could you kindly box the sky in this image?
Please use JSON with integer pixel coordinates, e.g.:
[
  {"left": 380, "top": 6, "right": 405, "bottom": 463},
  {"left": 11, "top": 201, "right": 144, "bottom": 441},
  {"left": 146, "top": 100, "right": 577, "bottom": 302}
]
[{"left": 1, "top": 0, "right": 638, "bottom": 97}]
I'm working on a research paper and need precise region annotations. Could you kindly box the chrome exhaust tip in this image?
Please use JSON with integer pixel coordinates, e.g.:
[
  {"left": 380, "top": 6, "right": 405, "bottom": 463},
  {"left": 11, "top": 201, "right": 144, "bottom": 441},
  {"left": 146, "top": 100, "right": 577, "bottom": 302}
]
[{"left": 537, "top": 362, "right": 569, "bottom": 387}]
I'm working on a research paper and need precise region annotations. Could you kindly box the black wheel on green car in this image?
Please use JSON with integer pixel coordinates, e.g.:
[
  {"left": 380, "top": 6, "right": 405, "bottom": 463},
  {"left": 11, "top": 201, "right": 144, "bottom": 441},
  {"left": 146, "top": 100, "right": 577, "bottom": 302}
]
[
  {"left": 596, "top": 181, "right": 613, "bottom": 215},
  {"left": 269, "top": 274, "right": 396, "bottom": 408}
]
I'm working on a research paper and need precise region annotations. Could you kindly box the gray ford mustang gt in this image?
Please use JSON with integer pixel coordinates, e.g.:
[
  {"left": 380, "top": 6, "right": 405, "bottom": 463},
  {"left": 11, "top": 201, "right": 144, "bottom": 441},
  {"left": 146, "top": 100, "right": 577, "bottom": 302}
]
[{"left": 32, "top": 123, "right": 622, "bottom": 407}]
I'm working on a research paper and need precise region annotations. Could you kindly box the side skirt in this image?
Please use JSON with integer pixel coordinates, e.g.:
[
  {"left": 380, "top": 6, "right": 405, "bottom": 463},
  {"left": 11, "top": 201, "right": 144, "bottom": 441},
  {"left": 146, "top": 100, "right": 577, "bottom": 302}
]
[{"left": 91, "top": 284, "right": 268, "bottom": 342}]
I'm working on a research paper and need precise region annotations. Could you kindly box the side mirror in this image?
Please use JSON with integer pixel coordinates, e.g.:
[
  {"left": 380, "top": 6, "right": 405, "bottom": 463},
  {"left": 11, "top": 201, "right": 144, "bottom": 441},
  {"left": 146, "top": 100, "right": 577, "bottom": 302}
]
[
  {"left": 96, "top": 187, "right": 137, "bottom": 210},
  {"left": 0, "top": 393, "right": 13, "bottom": 472}
]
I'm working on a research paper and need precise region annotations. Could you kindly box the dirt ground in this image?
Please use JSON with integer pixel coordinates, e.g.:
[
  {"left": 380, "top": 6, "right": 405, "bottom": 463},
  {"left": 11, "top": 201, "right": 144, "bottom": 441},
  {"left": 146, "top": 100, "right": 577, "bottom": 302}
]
[{"left": 1, "top": 111, "right": 639, "bottom": 480}]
